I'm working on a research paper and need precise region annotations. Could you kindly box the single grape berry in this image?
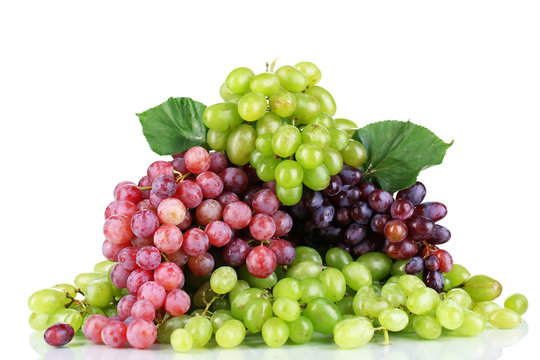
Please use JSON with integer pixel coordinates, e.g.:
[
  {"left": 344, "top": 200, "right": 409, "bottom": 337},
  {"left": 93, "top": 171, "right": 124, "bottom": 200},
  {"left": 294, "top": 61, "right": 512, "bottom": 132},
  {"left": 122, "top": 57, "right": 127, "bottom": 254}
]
[
  {"left": 384, "top": 219, "right": 408, "bottom": 243},
  {"left": 246, "top": 245, "right": 277, "bottom": 278},
  {"left": 368, "top": 189, "right": 394, "bottom": 212},
  {"left": 44, "top": 323, "right": 74, "bottom": 346}
]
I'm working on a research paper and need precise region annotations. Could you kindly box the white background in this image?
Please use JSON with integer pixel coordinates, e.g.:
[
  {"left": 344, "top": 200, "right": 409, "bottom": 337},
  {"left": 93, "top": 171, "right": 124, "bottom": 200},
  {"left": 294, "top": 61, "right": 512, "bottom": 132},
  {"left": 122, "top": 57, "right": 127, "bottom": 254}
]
[{"left": 0, "top": 0, "right": 538, "bottom": 359}]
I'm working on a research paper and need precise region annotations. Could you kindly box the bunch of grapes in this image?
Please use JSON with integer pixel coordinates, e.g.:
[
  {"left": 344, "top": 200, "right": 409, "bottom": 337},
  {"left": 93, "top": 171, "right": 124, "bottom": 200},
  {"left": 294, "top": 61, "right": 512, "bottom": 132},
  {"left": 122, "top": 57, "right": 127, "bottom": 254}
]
[{"left": 203, "top": 62, "right": 367, "bottom": 206}]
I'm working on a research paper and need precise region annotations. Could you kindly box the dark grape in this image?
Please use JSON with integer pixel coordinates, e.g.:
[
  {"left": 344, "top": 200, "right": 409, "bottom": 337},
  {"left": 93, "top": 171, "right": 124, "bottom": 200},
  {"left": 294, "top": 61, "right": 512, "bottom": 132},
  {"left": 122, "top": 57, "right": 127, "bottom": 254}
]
[
  {"left": 423, "top": 269, "right": 444, "bottom": 292},
  {"left": 406, "top": 216, "right": 435, "bottom": 240},
  {"left": 371, "top": 213, "right": 391, "bottom": 233},
  {"left": 358, "top": 182, "right": 376, "bottom": 201},
  {"left": 220, "top": 168, "right": 248, "bottom": 194},
  {"left": 435, "top": 249, "right": 453, "bottom": 273},
  {"left": 413, "top": 202, "right": 447, "bottom": 221},
  {"left": 424, "top": 255, "right": 440, "bottom": 271},
  {"left": 405, "top": 256, "right": 424, "bottom": 275},
  {"left": 268, "top": 239, "right": 295, "bottom": 265},
  {"left": 384, "top": 219, "right": 408, "bottom": 243},
  {"left": 323, "top": 175, "right": 343, "bottom": 196},
  {"left": 344, "top": 223, "right": 367, "bottom": 246},
  {"left": 390, "top": 199, "right": 414, "bottom": 221},
  {"left": 319, "top": 226, "right": 344, "bottom": 242},
  {"left": 331, "top": 185, "right": 361, "bottom": 207},
  {"left": 396, "top": 181, "right": 426, "bottom": 206},
  {"left": 312, "top": 202, "right": 335, "bottom": 229},
  {"left": 222, "top": 239, "right": 250, "bottom": 266},
  {"left": 385, "top": 238, "right": 418, "bottom": 260},
  {"left": 338, "top": 166, "right": 363, "bottom": 185},
  {"left": 368, "top": 189, "right": 394, "bottom": 212},
  {"left": 350, "top": 201, "right": 373, "bottom": 225},
  {"left": 351, "top": 235, "right": 383, "bottom": 257},
  {"left": 44, "top": 323, "right": 74, "bottom": 346},
  {"left": 290, "top": 201, "right": 309, "bottom": 220},
  {"left": 303, "top": 189, "right": 324, "bottom": 210},
  {"left": 427, "top": 224, "right": 451, "bottom": 245}
]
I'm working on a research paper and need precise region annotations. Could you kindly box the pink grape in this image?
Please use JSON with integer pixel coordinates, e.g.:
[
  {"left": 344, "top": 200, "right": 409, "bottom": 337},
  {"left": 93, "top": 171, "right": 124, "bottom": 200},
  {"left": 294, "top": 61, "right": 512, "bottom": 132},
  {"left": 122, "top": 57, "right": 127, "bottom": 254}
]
[
  {"left": 131, "top": 210, "right": 160, "bottom": 238},
  {"left": 217, "top": 192, "right": 239, "bottom": 206},
  {"left": 222, "top": 238, "right": 250, "bottom": 266},
  {"left": 104, "top": 215, "right": 133, "bottom": 245},
  {"left": 118, "top": 246, "right": 138, "bottom": 271},
  {"left": 131, "top": 300, "right": 155, "bottom": 321},
  {"left": 44, "top": 323, "right": 74, "bottom": 347},
  {"left": 205, "top": 220, "right": 232, "bottom": 247},
  {"left": 147, "top": 160, "right": 173, "bottom": 181},
  {"left": 126, "top": 268, "right": 153, "bottom": 295},
  {"left": 113, "top": 181, "right": 134, "bottom": 199},
  {"left": 172, "top": 158, "right": 188, "bottom": 174},
  {"left": 105, "top": 200, "right": 138, "bottom": 219},
  {"left": 102, "top": 240, "right": 128, "bottom": 262},
  {"left": 182, "top": 228, "right": 210, "bottom": 256},
  {"left": 246, "top": 246, "right": 277, "bottom": 278},
  {"left": 110, "top": 264, "right": 131, "bottom": 288},
  {"left": 187, "top": 252, "right": 215, "bottom": 276},
  {"left": 196, "top": 199, "right": 223, "bottom": 226},
  {"left": 154, "top": 262, "right": 184, "bottom": 290},
  {"left": 209, "top": 152, "right": 228, "bottom": 173},
  {"left": 185, "top": 146, "right": 211, "bottom": 175},
  {"left": 196, "top": 171, "right": 224, "bottom": 198},
  {"left": 83, "top": 315, "right": 109, "bottom": 344},
  {"left": 271, "top": 210, "right": 293, "bottom": 237},
  {"left": 220, "top": 167, "right": 248, "bottom": 194},
  {"left": 167, "top": 248, "right": 189, "bottom": 267},
  {"left": 149, "top": 192, "right": 164, "bottom": 208},
  {"left": 137, "top": 281, "right": 166, "bottom": 309},
  {"left": 138, "top": 175, "right": 152, "bottom": 199},
  {"left": 127, "top": 319, "right": 157, "bottom": 349},
  {"left": 152, "top": 175, "right": 177, "bottom": 198},
  {"left": 268, "top": 239, "right": 295, "bottom": 266},
  {"left": 157, "top": 197, "right": 186, "bottom": 225},
  {"left": 115, "top": 183, "right": 143, "bottom": 204},
  {"left": 223, "top": 201, "right": 252, "bottom": 229},
  {"left": 177, "top": 210, "right": 192, "bottom": 230},
  {"left": 117, "top": 295, "right": 137, "bottom": 320},
  {"left": 101, "top": 320, "right": 128, "bottom": 348},
  {"left": 174, "top": 180, "right": 203, "bottom": 208},
  {"left": 249, "top": 213, "right": 276, "bottom": 241},
  {"left": 131, "top": 236, "right": 154, "bottom": 249},
  {"left": 164, "top": 289, "right": 191, "bottom": 316},
  {"left": 136, "top": 246, "right": 162, "bottom": 270},
  {"left": 136, "top": 199, "right": 156, "bottom": 212},
  {"left": 252, "top": 189, "right": 280, "bottom": 215},
  {"left": 153, "top": 225, "right": 183, "bottom": 254}
]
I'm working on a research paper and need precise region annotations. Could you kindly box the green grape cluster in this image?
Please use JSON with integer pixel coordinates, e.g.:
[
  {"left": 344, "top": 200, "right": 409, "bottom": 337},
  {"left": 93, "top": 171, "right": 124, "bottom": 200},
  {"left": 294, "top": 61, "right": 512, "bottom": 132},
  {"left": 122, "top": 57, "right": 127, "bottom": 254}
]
[{"left": 204, "top": 61, "right": 367, "bottom": 205}]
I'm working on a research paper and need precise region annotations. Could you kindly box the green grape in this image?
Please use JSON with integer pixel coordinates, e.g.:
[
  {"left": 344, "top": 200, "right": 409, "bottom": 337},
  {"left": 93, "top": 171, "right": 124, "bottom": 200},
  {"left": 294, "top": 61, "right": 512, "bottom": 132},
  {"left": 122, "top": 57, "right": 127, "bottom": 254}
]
[
  {"left": 271, "top": 125, "right": 301, "bottom": 158},
  {"left": 243, "top": 298, "right": 273, "bottom": 332},
  {"left": 157, "top": 315, "right": 191, "bottom": 343},
  {"left": 504, "top": 293, "right": 528, "bottom": 315},
  {"left": 305, "top": 86, "right": 336, "bottom": 116},
  {"left": 210, "top": 310, "right": 234, "bottom": 332},
  {"left": 413, "top": 314, "right": 442, "bottom": 340},
  {"left": 210, "top": 266, "right": 238, "bottom": 294},
  {"left": 362, "top": 297, "right": 391, "bottom": 317},
  {"left": 262, "top": 317, "right": 289, "bottom": 348},
  {"left": 356, "top": 252, "right": 392, "bottom": 281},
  {"left": 381, "top": 283, "right": 407, "bottom": 307},
  {"left": 333, "top": 316, "right": 374, "bottom": 349},
  {"left": 390, "top": 260, "right": 408, "bottom": 276},
  {"left": 337, "top": 296, "right": 354, "bottom": 315},
  {"left": 231, "top": 288, "right": 264, "bottom": 320},
  {"left": 211, "top": 297, "right": 231, "bottom": 312},
  {"left": 342, "top": 262, "right": 372, "bottom": 291},
  {"left": 52, "top": 284, "right": 77, "bottom": 305},
  {"left": 372, "top": 283, "right": 382, "bottom": 297},
  {"left": 269, "top": 90, "right": 297, "bottom": 117},
  {"left": 170, "top": 328, "right": 193, "bottom": 352},
  {"left": 287, "top": 316, "right": 314, "bottom": 344},
  {"left": 445, "top": 264, "right": 471, "bottom": 288},
  {"left": 255, "top": 156, "right": 281, "bottom": 181},
  {"left": 237, "top": 92, "right": 267, "bottom": 122},
  {"left": 85, "top": 305, "right": 105, "bottom": 316},
  {"left": 398, "top": 274, "right": 426, "bottom": 296},
  {"left": 250, "top": 72, "right": 280, "bottom": 96},
  {"left": 454, "top": 309, "right": 486, "bottom": 336},
  {"left": 436, "top": 299, "right": 464, "bottom": 330},
  {"left": 256, "top": 112, "right": 284, "bottom": 135},
  {"left": 255, "top": 133, "right": 275, "bottom": 155},
  {"left": 323, "top": 148, "right": 344, "bottom": 175},
  {"left": 29, "top": 313, "right": 50, "bottom": 331},
  {"left": 473, "top": 301, "right": 501, "bottom": 320},
  {"left": 227, "top": 124, "right": 256, "bottom": 166},
  {"left": 225, "top": 94, "right": 242, "bottom": 104},
  {"left": 273, "top": 297, "right": 301, "bottom": 322},
  {"left": 310, "top": 112, "right": 335, "bottom": 128},
  {"left": 295, "top": 61, "right": 321, "bottom": 86},
  {"left": 273, "top": 278, "right": 302, "bottom": 301},
  {"left": 216, "top": 319, "right": 246, "bottom": 348},
  {"left": 295, "top": 143, "right": 324, "bottom": 170},
  {"left": 324, "top": 247, "right": 353, "bottom": 270},
  {"left": 293, "top": 92, "right": 321, "bottom": 124},
  {"left": 304, "top": 297, "right": 342, "bottom": 335},
  {"left": 334, "top": 118, "right": 358, "bottom": 136},
  {"left": 275, "top": 65, "right": 308, "bottom": 92},
  {"left": 193, "top": 281, "right": 213, "bottom": 308},
  {"left": 238, "top": 265, "right": 277, "bottom": 288},
  {"left": 28, "top": 288, "right": 67, "bottom": 315},
  {"left": 225, "top": 67, "right": 255, "bottom": 94},
  {"left": 378, "top": 308, "right": 409, "bottom": 331},
  {"left": 85, "top": 278, "right": 113, "bottom": 308},
  {"left": 488, "top": 308, "right": 521, "bottom": 329},
  {"left": 185, "top": 316, "right": 213, "bottom": 347},
  {"left": 47, "top": 308, "right": 83, "bottom": 331},
  {"left": 228, "top": 280, "right": 250, "bottom": 304},
  {"left": 443, "top": 274, "right": 453, "bottom": 292},
  {"left": 302, "top": 124, "right": 330, "bottom": 150},
  {"left": 302, "top": 164, "right": 330, "bottom": 191},
  {"left": 94, "top": 260, "right": 115, "bottom": 274},
  {"left": 287, "top": 260, "right": 322, "bottom": 280},
  {"left": 446, "top": 288, "right": 474, "bottom": 310},
  {"left": 74, "top": 273, "right": 105, "bottom": 293},
  {"left": 276, "top": 183, "right": 302, "bottom": 205},
  {"left": 406, "top": 287, "right": 440, "bottom": 315},
  {"left": 291, "top": 246, "right": 323, "bottom": 265},
  {"left": 207, "top": 129, "right": 230, "bottom": 151},
  {"left": 275, "top": 160, "right": 303, "bottom": 188},
  {"left": 462, "top": 275, "right": 502, "bottom": 302},
  {"left": 300, "top": 278, "right": 325, "bottom": 303},
  {"left": 329, "top": 128, "right": 349, "bottom": 151},
  {"left": 203, "top": 102, "right": 242, "bottom": 131},
  {"left": 249, "top": 149, "right": 264, "bottom": 168},
  {"left": 109, "top": 278, "right": 123, "bottom": 299},
  {"left": 341, "top": 139, "right": 367, "bottom": 167},
  {"left": 220, "top": 82, "right": 233, "bottom": 100},
  {"left": 319, "top": 268, "right": 346, "bottom": 302},
  {"left": 352, "top": 286, "right": 377, "bottom": 316},
  {"left": 102, "top": 304, "right": 118, "bottom": 318},
  {"left": 386, "top": 275, "right": 400, "bottom": 285}
]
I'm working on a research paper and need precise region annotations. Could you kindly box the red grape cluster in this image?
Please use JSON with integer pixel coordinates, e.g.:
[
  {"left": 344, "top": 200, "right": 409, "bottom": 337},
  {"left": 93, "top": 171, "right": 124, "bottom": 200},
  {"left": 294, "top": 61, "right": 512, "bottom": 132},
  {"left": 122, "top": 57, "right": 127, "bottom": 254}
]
[
  {"left": 288, "top": 165, "right": 452, "bottom": 292},
  {"left": 97, "top": 146, "right": 294, "bottom": 348}
]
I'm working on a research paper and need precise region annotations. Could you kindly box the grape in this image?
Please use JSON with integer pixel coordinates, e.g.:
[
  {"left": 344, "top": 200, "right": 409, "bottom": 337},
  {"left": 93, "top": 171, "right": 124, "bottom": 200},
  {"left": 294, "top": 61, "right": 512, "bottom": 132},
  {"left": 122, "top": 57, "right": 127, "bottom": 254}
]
[
  {"left": 152, "top": 225, "right": 183, "bottom": 254},
  {"left": 293, "top": 92, "right": 321, "bottom": 124},
  {"left": 272, "top": 297, "right": 300, "bottom": 322},
  {"left": 147, "top": 161, "right": 173, "bottom": 181},
  {"left": 504, "top": 293, "right": 528, "bottom": 315},
  {"left": 205, "top": 220, "right": 232, "bottom": 247},
  {"left": 227, "top": 124, "right": 257, "bottom": 166},
  {"left": 203, "top": 102, "right": 242, "bottom": 131},
  {"left": 248, "top": 72, "right": 279, "bottom": 95},
  {"left": 312, "top": 201, "right": 335, "bottom": 229},
  {"left": 291, "top": 246, "right": 323, "bottom": 265},
  {"left": 222, "top": 238, "right": 250, "bottom": 267},
  {"left": 156, "top": 315, "right": 190, "bottom": 344},
  {"left": 423, "top": 255, "right": 439, "bottom": 272},
  {"left": 182, "top": 228, "right": 210, "bottom": 256},
  {"left": 342, "top": 262, "right": 372, "bottom": 291},
  {"left": 398, "top": 274, "right": 425, "bottom": 296},
  {"left": 152, "top": 175, "right": 177, "bottom": 198},
  {"left": 405, "top": 256, "right": 424, "bottom": 275},
  {"left": 115, "top": 183, "right": 143, "bottom": 204},
  {"left": 288, "top": 260, "right": 322, "bottom": 281},
  {"left": 175, "top": 180, "right": 203, "bottom": 209},
  {"left": 196, "top": 199, "right": 223, "bottom": 226},
  {"left": 310, "top": 112, "right": 334, "bottom": 128},
  {"left": 306, "top": 85, "right": 336, "bottom": 115},
  {"left": 243, "top": 298, "right": 273, "bottom": 332},
  {"left": 384, "top": 220, "right": 408, "bottom": 243},
  {"left": 275, "top": 65, "right": 307, "bottom": 92},
  {"left": 435, "top": 299, "right": 464, "bottom": 330},
  {"left": 210, "top": 310, "right": 233, "bottom": 332},
  {"left": 268, "top": 211, "right": 291, "bottom": 238},
  {"left": 276, "top": 183, "right": 302, "bottom": 205},
  {"left": 237, "top": 92, "right": 266, "bottom": 122},
  {"left": 211, "top": 266, "right": 238, "bottom": 294},
  {"left": 386, "top": 238, "right": 419, "bottom": 260},
  {"left": 462, "top": 275, "right": 502, "bottom": 302},
  {"left": 103, "top": 215, "right": 133, "bottom": 245},
  {"left": 226, "top": 67, "right": 254, "bottom": 94},
  {"left": 136, "top": 281, "right": 166, "bottom": 309},
  {"left": 130, "top": 210, "right": 159, "bottom": 238},
  {"left": 489, "top": 308, "right": 521, "bottom": 329},
  {"left": 299, "top": 278, "right": 325, "bottom": 303},
  {"left": 267, "top": 91, "right": 295, "bottom": 118},
  {"left": 268, "top": 239, "right": 295, "bottom": 265},
  {"left": 85, "top": 278, "right": 113, "bottom": 307},
  {"left": 295, "top": 61, "right": 321, "bottom": 86},
  {"left": 164, "top": 289, "right": 191, "bottom": 316},
  {"left": 207, "top": 129, "right": 230, "bottom": 151},
  {"left": 340, "top": 139, "right": 367, "bottom": 167},
  {"left": 303, "top": 164, "right": 331, "bottom": 191},
  {"left": 396, "top": 181, "right": 426, "bottom": 205},
  {"left": 319, "top": 268, "right": 346, "bottom": 302},
  {"left": 329, "top": 128, "right": 349, "bottom": 151},
  {"left": 246, "top": 246, "right": 276, "bottom": 278},
  {"left": 29, "top": 313, "right": 50, "bottom": 331},
  {"left": 28, "top": 289, "right": 66, "bottom": 315},
  {"left": 288, "top": 315, "right": 314, "bottom": 344},
  {"left": 46, "top": 309, "right": 83, "bottom": 332},
  {"left": 184, "top": 316, "right": 213, "bottom": 348},
  {"left": 271, "top": 125, "right": 301, "bottom": 158},
  {"left": 125, "top": 268, "right": 153, "bottom": 295},
  {"left": 434, "top": 249, "right": 453, "bottom": 273},
  {"left": 273, "top": 278, "right": 302, "bottom": 300},
  {"left": 223, "top": 201, "right": 252, "bottom": 229},
  {"left": 429, "top": 224, "right": 451, "bottom": 245},
  {"left": 74, "top": 272, "right": 105, "bottom": 293},
  {"left": 217, "top": 192, "right": 240, "bottom": 207},
  {"left": 114, "top": 181, "right": 135, "bottom": 198},
  {"left": 130, "top": 299, "right": 155, "bottom": 321},
  {"left": 324, "top": 247, "right": 352, "bottom": 270},
  {"left": 168, "top": 248, "right": 190, "bottom": 267},
  {"left": 156, "top": 199, "right": 185, "bottom": 226},
  {"left": 295, "top": 143, "right": 323, "bottom": 170},
  {"left": 169, "top": 328, "right": 193, "bottom": 352},
  {"left": 455, "top": 310, "right": 487, "bottom": 337},
  {"left": 134, "top": 246, "right": 160, "bottom": 270},
  {"left": 413, "top": 314, "right": 441, "bottom": 340},
  {"left": 44, "top": 323, "right": 74, "bottom": 347},
  {"left": 195, "top": 172, "right": 224, "bottom": 199},
  {"left": 126, "top": 319, "right": 157, "bottom": 349},
  {"left": 381, "top": 283, "right": 407, "bottom": 307},
  {"left": 302, "top": 124, "right": 330, "bottom": 149},
  {"left": 414, "top": 201, "right": 447, "bottom": 221},
  {"left": 262, "top": 317, "right": 289, "bottom": 348},
  {"left": 110, "top": 264, "right": 130, "bottom": 288},
  {"left": 105, "top": 200, "right": 138, "bottom": 220},
  {"left": 378, "top": 308, "right": 409, "bottom": 332},
  {"left": 215, "top": 319, "right": 246, "bottom": 348},
  {"left": 274, "top": 160, "right": 303, "bottom": 188},
  {"left": 154, "top": 262, "right": 183, "bottom": 291},
  {"left": 356, "top": 252, "right": 392, "bottom": 281},
  {"left": 83, "top": 314, "right": 109, "bottom": 344},
  {"left": 149, "top": 192, "right": 164, "bottom": 208},
  {"left": 117, "top": 295, "right": 137, "bottom": 320},
  {"left": 187, "top": 253, "right": 215, "bottom": 276},
  {"left": 304, "top": 297, "right": 342, "bottom": 335},
  {"left": 102, "top": 240, "right": 128, "bottom": 262},
  {"left": 253, "top": 156, "right": 279, "bottom": 182},
  {"left": 231, "top": 288, "right": 264, "bottom": 319},
  {"left": 323, "top": 148, "right": 344, "bottom": 175},
  {"left": 407, "top": 287, "right": 440, "bottom": 314}
]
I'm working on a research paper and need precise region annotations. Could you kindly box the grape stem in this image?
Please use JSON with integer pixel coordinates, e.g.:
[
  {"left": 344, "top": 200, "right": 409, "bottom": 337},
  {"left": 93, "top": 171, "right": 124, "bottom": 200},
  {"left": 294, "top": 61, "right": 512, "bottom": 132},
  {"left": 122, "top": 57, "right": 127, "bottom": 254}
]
[
  {"left": 270, "top": 58, "right": 279, "bottom": 72},
  {"left": 201, "top": 293, "right": 222, "bottom": 316},
  {"left": 374, "top": 326, "right": 391, "bottom": 345},
  {"left": 161, "top": 252, "right": 170, "bottom": 262},
  {"left": 139, "top": 186, "right": 152, "bottom": 190}
]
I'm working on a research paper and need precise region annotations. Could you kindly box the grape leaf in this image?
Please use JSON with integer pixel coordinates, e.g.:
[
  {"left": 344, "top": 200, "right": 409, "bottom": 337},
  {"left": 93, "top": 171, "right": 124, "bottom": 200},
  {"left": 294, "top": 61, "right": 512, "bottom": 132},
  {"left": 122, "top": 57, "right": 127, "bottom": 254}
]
[
  {"left": 354, "top": 120, "right": 453, "bottom": 193},
  {"left": 137, "top": 97, "right": 207, "bottom": 155}
]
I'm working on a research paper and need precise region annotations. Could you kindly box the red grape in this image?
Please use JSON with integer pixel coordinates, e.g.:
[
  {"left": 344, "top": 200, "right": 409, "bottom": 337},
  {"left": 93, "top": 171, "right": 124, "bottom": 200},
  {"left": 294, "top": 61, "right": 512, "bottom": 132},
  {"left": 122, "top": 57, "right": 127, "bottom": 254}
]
[
  {"left": 268, "top": 239, "right": 295, "bottom": 265},
  {"left": 209, "top": 152, "right": 228, "bottom": 173},
  {"left": 390, "top": 199, "right": 414, "bottom": 221},
  {"left": 83, "top": 314, "right": 109, "bottom": 344},
  {"left": 252, "top": 189, "right": 279, "bottom": 215},
  {"left": 44, "top": 323, "right": 74, "bottom": 347},
  {"left": 131, "top": 210, "right": 160, "bottom": 238},
  {"left": 435, "top": 249, "right": 453, "bottom": 273},
  {"left": 249, "top": 213, "right": 276, "bottom": 241},
  {"left": 101, "top": 320, "right": 128, "bottom": 348},
  {"left": 117, "top": 295, "right": 137, "bottom": 320},
  {"left": 196, "top": 171, "right": 224, "bottom": 199},
  {"left": 220, "top": 168, "right": 248, "bottom": 194},
  {"left": 164, "top": 289, "right": 190, "bottom": 316},
  {"left": 118, "top": 246, "right": 138, "bottom": 271},
  {"left": 182, "top": 228, "right": 210, "bottom": 256},
  {"left": 105, "top": 200, "right": 138, "bottom": 220},
  {"left": 368, "top": 189, "right": 394, "bottom": 212},
  {"left": 167, "top": 248, "right": 190, "bottom": 267},
  {"left": 195, "top": 199, "right": 223, "bottom": 226},
  {"left": 110, "top": 264, "right": 131, "bottom": 288},
  {"left": 223, "top": 201, "right": 252, "bottom": 229},
  {"left": 185, "top": 146, "right": 211, "bottom": 175},
  {"left": 174, "top": 180, "right": 203, "bottom": 209},
  {"left": 154, "top": 262, "right": 183, "bottom": 290},
  {"left": 177, "top": 210, "right": 192, "bottom": 231},
  {"left": 187, "top": 252, "right": 215, "bottom": 276},
  {"left": 385, "top": 238, "right": 418, "bottom": 260},
  {"left": 153, "top": 225, "right": 183, "bottom": 254},
  {"left": 126, "top": 319, "right": 157, "bottom": 349},
  {"left": 104, "top": 215, "right": 133, "bottom": 245},
  {"left": 138, "top": 176, "right": 152, "bottom": 199},
  {"left": 131, "top": 299, "right": 155, "bottom": 321},
  {"left": 126, "top": 269, "right": 153, "bottom": 295},
  {"left": 157, "top": 197, "right": 186, "bottom": 225},
  {"left": 384, "top": 219, "right": 408, "bottom": 243},
  {"left": 147, "top": 160, "right": 173, "bottom": 181},
  {"left": 136, "top": 246, "right": 162, "bottom": 270},
  {"left": 222, "top": 238, "right": 250, "bottom": 266},
  {"left": 115, "top": 183, "right": 143, "bottom": 204},
  {"left": 217, "top": 192, "right": 239, "bottom": 207},
  {"left": 102, "top": 240, "right": 128, "bottom": 262},
  {"left": 271, "top": 210, "right": 293, "bottom": 237},
  {"left": 137, "top": 281, "right": 166, "bottom": 309},
  {"left": 246, "top": 246, "right": 276, "bottom": 278},
  {"left": 205, "top": 220, "right": 233, "bottom": 247}
]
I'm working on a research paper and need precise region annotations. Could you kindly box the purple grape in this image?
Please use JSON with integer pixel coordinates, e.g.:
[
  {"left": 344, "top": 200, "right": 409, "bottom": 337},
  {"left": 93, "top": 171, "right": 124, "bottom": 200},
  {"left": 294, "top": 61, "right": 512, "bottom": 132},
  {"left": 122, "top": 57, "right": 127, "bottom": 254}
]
[
  {"left": 368, "top": 189, "right": 394, "bottom": 212},
  {"left": 344, "top": 223, "right": 367, "bottom": 246},
  {"left": 427, "top": 224, "right": 451, "bottom": 245},
  {"left": 413, "top": 202, "right": 448, "bottom": 221},
  {"left": 312, "top": 202, "right": 335, "bottom": 229},
  {"left": 424, "top": 255, "right": 440, "bottom": 271},
  {"left": 396, "top": 181, "right": 426, "bottom": 206},
  {"left": 152, "top": 175, "right": 177, "bottom": 198},
  {"left": 405, "top": 256, "right": 424, "bottom": 275},
  {"left": 323, "top": 176, "right": 343, "bottom": 196},
  {"left": 303, "top": 189, "right": 323, "bottom": 210},
  {"left": 350, "top": 201, "right": 373, "bottom": 225},
  {"left": 331, "top": 185, "right": 361, "bottom": 207},
  {"left": 351, "top": 235, "right": 383, "bottom": 257},
  {"left": 44, "top": 323, "right": 74, "bottom": 346},
  {"left": 358, "top": 182, "right": 376, "bottom": 201},
  {"left": 406, "top": 216, "right": 435, "bottom": 240},
  {"left": 338, "top": 166, "right": 363, "bottom": 185},
  {"left": 334, "top": 207, "right": 352, "bottom": 226},
  {"left": 423, "top": 269, "right": 444, "bottom": 292}
]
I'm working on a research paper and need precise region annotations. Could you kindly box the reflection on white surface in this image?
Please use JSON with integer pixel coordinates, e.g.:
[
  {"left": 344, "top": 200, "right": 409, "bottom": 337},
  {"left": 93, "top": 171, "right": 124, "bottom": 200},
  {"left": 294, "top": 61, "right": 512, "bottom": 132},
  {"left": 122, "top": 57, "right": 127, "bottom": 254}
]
[{"left": 30, "top": 321, "right": 528, "bottom": 360}]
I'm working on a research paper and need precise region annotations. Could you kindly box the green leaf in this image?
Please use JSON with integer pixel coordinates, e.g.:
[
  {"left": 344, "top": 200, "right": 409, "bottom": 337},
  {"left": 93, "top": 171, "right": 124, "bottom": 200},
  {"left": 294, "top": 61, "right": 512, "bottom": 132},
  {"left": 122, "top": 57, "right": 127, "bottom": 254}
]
[
  {"left": 137, "top": 97, "right": 207, "bottom": 155},
  {"left": 354, "top": 120, "right": 453, "bottom": 192}
]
